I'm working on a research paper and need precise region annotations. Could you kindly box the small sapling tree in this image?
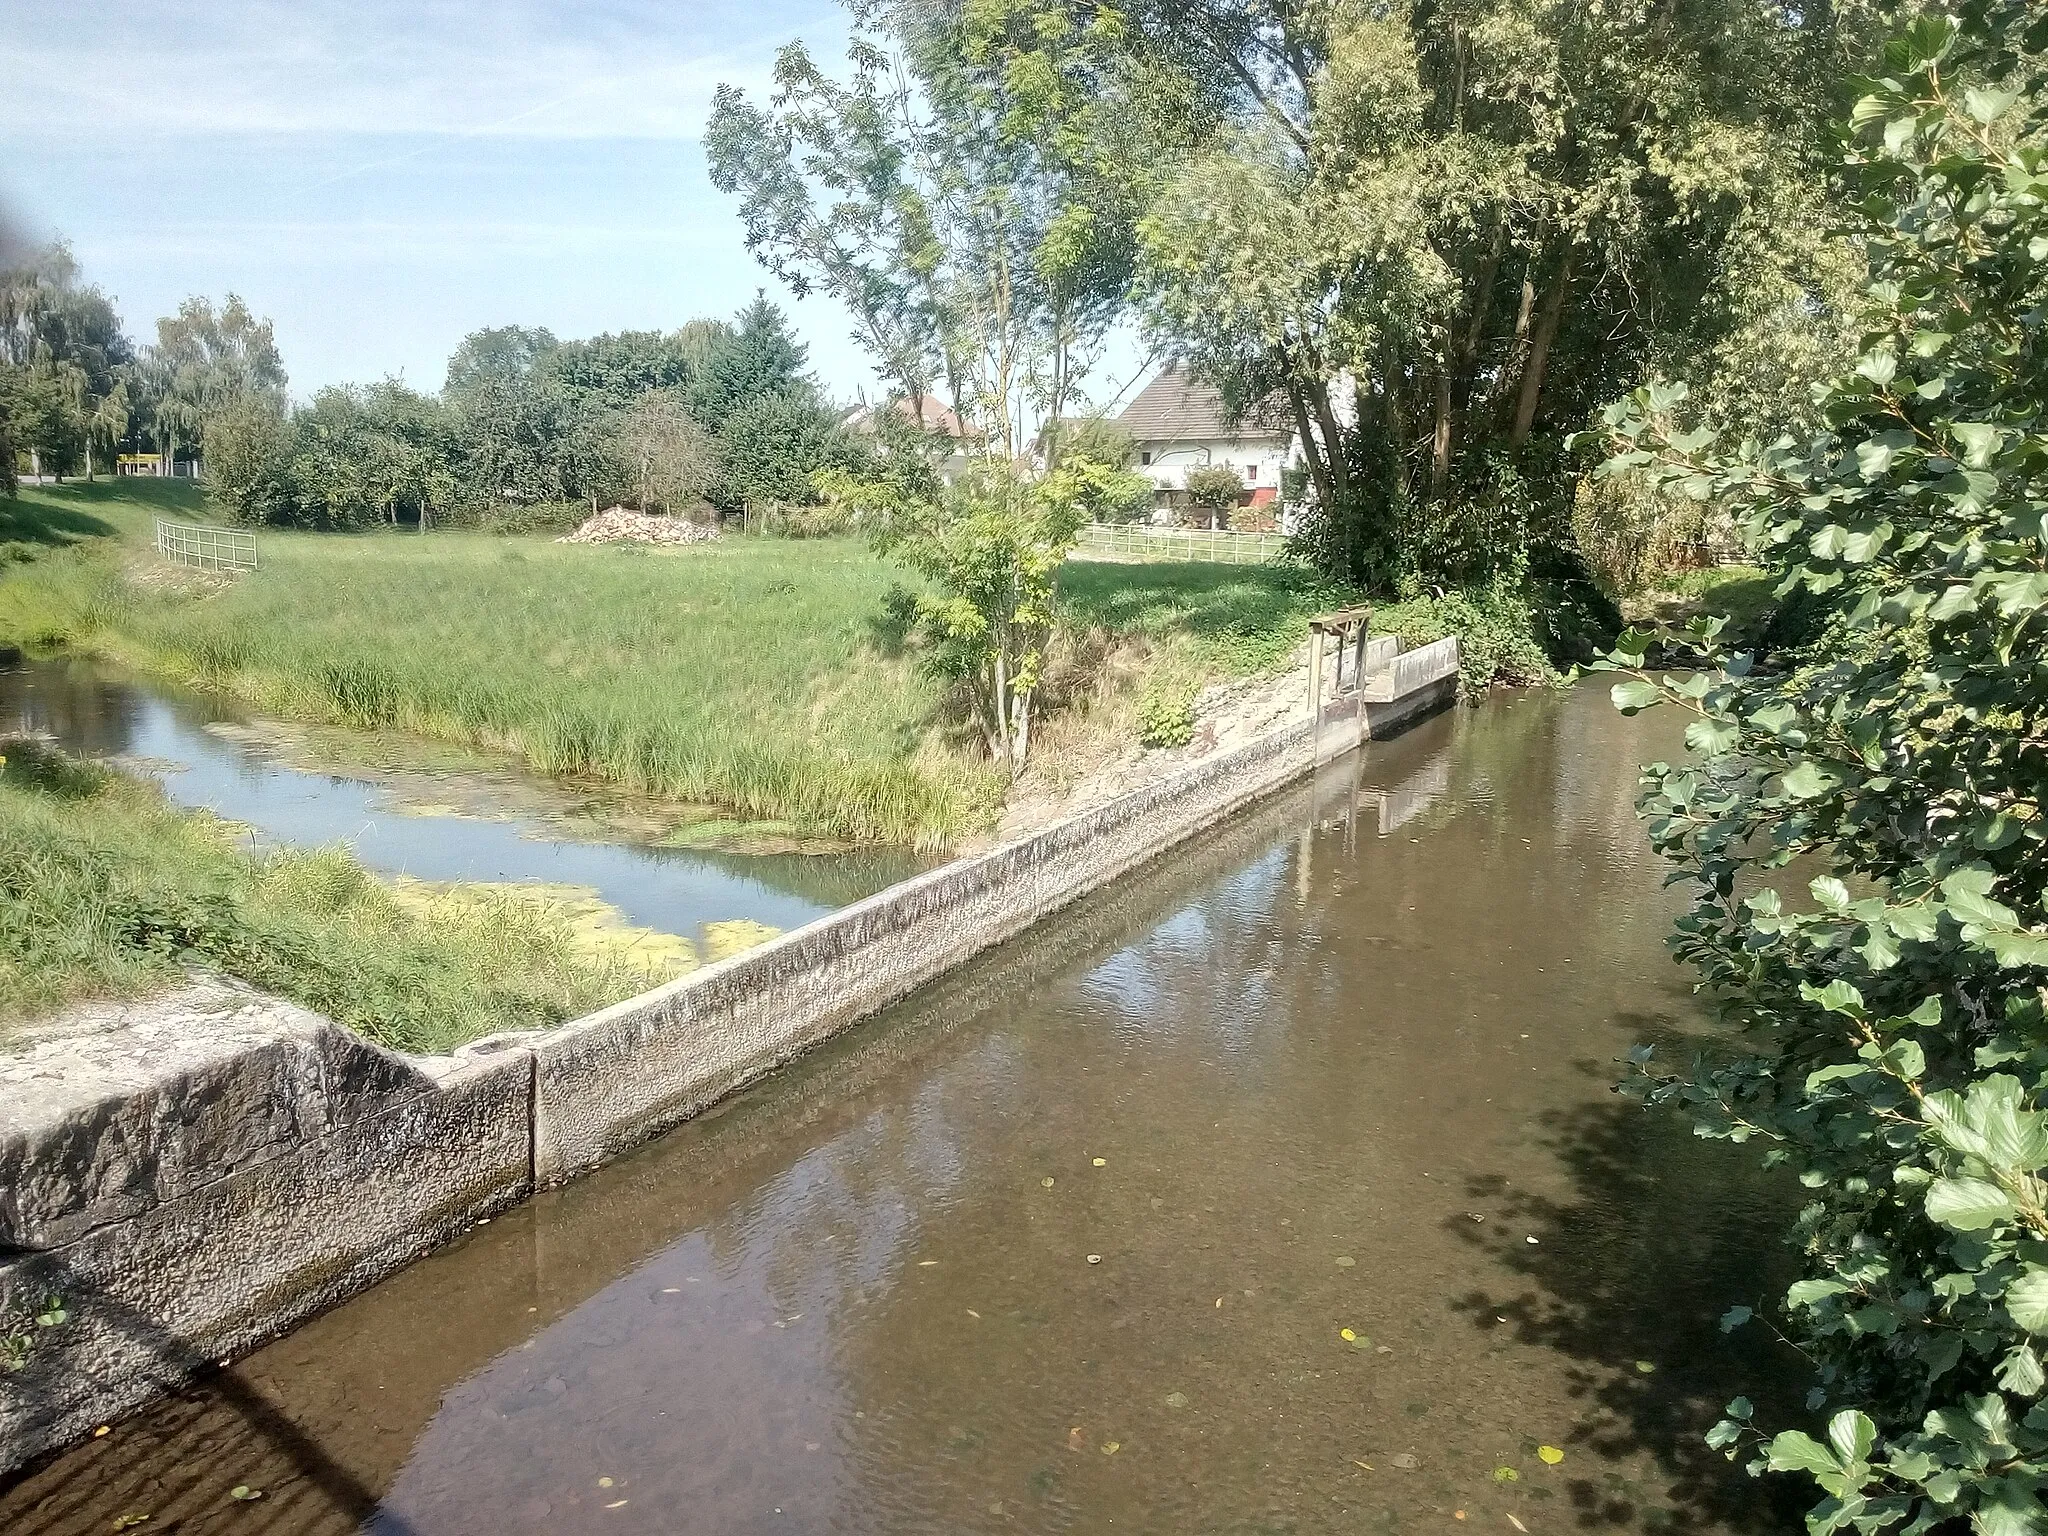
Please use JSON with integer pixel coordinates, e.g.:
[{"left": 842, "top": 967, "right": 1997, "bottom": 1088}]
[{"left": 1183, "top": 463, "right": 1244, "bottom": 530}]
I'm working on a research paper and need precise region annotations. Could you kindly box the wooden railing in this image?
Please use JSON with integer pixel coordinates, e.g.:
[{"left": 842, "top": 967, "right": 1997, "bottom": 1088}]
[
  {"left": 1072, "top": 523, "right": 1289, "bottom": 566},
  {"left": 155, "top": 518, "right": 257, "bottom": 572}
]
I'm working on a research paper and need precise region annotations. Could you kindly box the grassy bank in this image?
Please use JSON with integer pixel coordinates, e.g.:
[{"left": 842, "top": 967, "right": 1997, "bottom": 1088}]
[
  {"left": 2, "top": 484, "right": 986, "bottom": 846},
  {"left": 1, "top": 486, "right": 1351, "bottom": 846},
  {"left": 0, "top": 740, "right": 682, "bottom": 1052}
]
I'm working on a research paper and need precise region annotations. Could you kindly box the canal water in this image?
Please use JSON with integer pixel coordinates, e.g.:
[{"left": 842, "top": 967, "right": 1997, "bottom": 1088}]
[
  {"left": 0, "top": 655, "right": 923, "bottom": 949},
  {"left": 0, "top": 685, "right": 1805, "bottom": 1534}
]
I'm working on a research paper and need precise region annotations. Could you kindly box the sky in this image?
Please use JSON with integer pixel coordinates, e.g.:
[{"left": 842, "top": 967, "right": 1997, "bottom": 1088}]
[{"left": 0, "top": 0, "right": 951, "bottom": 405}]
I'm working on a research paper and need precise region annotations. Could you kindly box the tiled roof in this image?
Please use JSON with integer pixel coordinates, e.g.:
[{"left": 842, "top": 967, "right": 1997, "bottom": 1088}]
[
  {"left": 1116, "top": 366, "right": 1291, "bottom": 443},
  {"left": 842, "top": 395, "right": 974, "bottom": 439}
]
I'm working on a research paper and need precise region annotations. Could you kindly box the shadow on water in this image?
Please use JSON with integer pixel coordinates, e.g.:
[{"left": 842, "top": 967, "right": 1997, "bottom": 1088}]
[{"left": 1445, "top": 1023, "right": 1810, "bottom": 1532}]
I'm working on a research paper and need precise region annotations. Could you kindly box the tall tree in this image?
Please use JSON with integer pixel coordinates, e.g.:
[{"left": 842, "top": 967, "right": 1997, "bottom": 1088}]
[
  {"left": 705, "top": 0, "right": 1160, "bottom": 458},
  {"left": 1124, "top": 0, "right": 1867, "bottom": 587},
  {"left": 145, "top": 294, "right": 287, "bottom": 473}
]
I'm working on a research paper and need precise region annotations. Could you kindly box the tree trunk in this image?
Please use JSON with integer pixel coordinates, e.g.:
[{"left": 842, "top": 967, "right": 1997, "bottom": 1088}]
[
  {"left": 1285, "top": 378, "right": 1335, "bottom": 515},
  {"left": 1429, "top": 366, "right": 1453, "bottom": 499},
  {"left": 1306, "top": 378, "right": 1349, "bottom": 509},
  {"left": 1512, "top": 248, "right": 1574, "bottom": 446}
]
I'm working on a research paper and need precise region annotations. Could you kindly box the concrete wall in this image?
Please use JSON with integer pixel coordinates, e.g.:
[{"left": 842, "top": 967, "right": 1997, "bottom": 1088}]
[{"left": 0, "top": 636, "right": 1457, "bottom": 1477}]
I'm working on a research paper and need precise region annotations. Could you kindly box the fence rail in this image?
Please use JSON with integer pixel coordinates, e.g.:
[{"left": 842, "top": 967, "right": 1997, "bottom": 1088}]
[
  {"left": 155, "top": 518, "right": 257, "bottom": 573},
  {"left": 1071, "top": 523, "right": 1288, "bottom": 566}
]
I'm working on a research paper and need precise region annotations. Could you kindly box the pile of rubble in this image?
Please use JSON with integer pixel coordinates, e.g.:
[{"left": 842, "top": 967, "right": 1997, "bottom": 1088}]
[{"left": 557, "top": 507, "right": 721, "bottom": 546}]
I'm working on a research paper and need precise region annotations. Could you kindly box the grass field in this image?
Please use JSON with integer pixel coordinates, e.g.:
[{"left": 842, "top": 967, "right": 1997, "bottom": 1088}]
[
  {"left": 0, "top": 739, "right": 681, "bottom": 1051},
  {"left": 1, "top": 482, "right": 1341, "bottom": 849}
]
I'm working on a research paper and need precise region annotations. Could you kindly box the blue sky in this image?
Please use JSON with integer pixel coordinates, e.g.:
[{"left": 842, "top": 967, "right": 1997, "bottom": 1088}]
[{"left": 0, "top": 0, "right": 927, "bottom": 403}]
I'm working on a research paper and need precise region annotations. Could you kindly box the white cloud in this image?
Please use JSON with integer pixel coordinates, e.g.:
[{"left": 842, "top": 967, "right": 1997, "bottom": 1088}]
[{"left": 1, "top": 0, "right": 831, "bottom": 143}]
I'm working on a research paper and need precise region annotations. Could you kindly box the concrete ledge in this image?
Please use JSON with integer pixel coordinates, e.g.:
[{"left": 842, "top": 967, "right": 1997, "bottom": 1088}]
[{"left": 0, "top": 634, "right": 1457, "bottom": 1477}]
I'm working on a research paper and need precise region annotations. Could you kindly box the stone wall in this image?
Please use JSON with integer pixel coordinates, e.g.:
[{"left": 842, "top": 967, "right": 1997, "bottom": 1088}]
[{"left": 0, "top": 637, "right": 1456, "bottom": 1477}]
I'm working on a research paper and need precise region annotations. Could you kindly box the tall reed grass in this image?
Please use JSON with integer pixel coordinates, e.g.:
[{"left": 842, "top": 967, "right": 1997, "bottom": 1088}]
[{"left": 2, "top": 495, "right": 992, "bottom": 846}]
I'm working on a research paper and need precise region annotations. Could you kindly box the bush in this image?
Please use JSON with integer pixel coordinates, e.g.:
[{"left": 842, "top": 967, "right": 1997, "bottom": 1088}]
[
  {"left": 1136, "top": 678, "right": 1197, "bottom": 748},
  {"left": 1593, "top": 16, "right": 2048, "bottom": 1530},
  {"left": 1183, "top": 464, "right": 1245, "bottom": 529}
]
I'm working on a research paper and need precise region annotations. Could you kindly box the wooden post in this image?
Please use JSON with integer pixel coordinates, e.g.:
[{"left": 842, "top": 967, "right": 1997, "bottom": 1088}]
[{"left": 1308, "top": 627, "right": 1326, "bottom": 762}]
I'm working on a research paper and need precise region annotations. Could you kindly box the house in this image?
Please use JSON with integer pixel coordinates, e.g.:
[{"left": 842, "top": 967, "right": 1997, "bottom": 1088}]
[
  {"left": 841, "top": 394, "right": 976, "bottom": 484},
  {"left": 1116, "top": 366, "right": 1293, "bottom": 525}
]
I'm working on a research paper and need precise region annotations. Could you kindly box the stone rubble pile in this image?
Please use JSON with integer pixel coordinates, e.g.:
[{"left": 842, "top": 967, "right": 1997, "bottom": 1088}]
[{"left": 557, "top": 507, "right": 721, "bottom": 546}]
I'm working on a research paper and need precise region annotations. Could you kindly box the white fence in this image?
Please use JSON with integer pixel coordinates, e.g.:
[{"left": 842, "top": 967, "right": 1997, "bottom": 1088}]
[
  {"left": 155, "top": 518, "right": 257, "bottom": 572},
  {"left": 1073, "top": 524, "right": 1289, "bottom": 565}
]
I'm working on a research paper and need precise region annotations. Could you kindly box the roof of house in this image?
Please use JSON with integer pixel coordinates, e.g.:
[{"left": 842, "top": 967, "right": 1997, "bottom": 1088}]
[
  {"left": 842, "top": 395, "right": 974, "bottom": 440},
  {"left": 1116, "top": 366, "right": 1291, "bottom": 443}
]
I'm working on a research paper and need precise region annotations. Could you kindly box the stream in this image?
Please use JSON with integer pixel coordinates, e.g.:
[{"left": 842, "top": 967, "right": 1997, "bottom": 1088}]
[
  {"left": 0, "top": 684, "right": 1805, "bottom": 1534},
  {"left": 0, "top": 655, "right": 925, "bottom": 950}
]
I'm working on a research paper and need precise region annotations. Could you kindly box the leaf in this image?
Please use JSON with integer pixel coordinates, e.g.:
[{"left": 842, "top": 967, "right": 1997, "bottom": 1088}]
[
  {"left": 1781, "top": 761, "right": 1837, "bottom": 800},
  {"left": 1536, "top": 1445, "right": 1565, "bottom": 1465},
  {"left": 1611, "top": 679, "right": 1664, "bottom": 713},
  {"left": 1721, "top": 1305, "right": 1754, "bottom": 1332},
  {"left": 1766, "top": 1429, "right": 1841, "bottom": 1478},
  {"left": 1789, "top": 1278, "right": 1850, "bottom": 1307},
  {"left": 1925, "top": 1177, "right": 2016, "bottom": 1231},
  {"left": 1828, "top": 1410, "right": 1877, "bottom": 1465},
  {"left": 1811, "top": 876, "right": 1852, "bottom": 911},
  {"left": 2006, "top": 1268, "right": 2048, "bottom": 1334},
  {"left": 228, "top": 1486, "right": 263, "bottom": 1502}
]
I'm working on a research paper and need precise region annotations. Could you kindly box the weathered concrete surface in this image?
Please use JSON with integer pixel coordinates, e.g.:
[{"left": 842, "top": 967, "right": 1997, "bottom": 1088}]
[
  {"left": 1360, "top": 634, "right": 1460, "bottom": 702},
  {"left": 0, "top": 1002, "right": 532, "bottom": 1476},
  {"left": 0, "top": 632, "right": 1456, "bottom": 1478}
]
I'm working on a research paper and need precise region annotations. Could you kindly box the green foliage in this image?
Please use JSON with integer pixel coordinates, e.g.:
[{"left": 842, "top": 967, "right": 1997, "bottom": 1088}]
[
  {"left": 1045, "top": 413, "right": 1138, "bottom": 472},
  {"left": 1123, "top": 0, "right": 1866, "bottom": 593},
  {"left": 1377, "top": 575, "right": 1556, "bottom": 701},
  {"left": 1135, "top": 676, "right": 1196, "bottom": 748},
  {"left": 0, "top": 495, "right": 981, "bottom": 846},
  {"left": 828, "top": 453, "right": 1092, "bottom": 776},
  {"left": 0, "top": 739, "right": 670, "bottom": 1052},
  {"left": 1182, "top": 463, "right": 1244, "bottom": 528},
  {"left": 714, "top": 390, "right": 858, "bottom": 515},
  {"left": 1058, "top": 558, "right": 1345, "bottom": 676},
  {"left": 1593, "top": 13, "right": 2048, "bottom": 1529}
]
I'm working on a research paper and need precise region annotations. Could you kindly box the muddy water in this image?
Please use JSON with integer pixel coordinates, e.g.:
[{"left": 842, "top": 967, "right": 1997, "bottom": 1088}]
[
  {"left": 1, "top": 685, "right": 1806, "bottom": 1534},
  {"left": 0, "top": 655, "right": 923, "bottom": 945}
]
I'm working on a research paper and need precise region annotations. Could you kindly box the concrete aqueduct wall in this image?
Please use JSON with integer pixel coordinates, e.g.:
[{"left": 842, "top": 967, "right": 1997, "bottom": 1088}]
[{"left": 0, "top": 636, "right": 1458, "bottom": 1476}]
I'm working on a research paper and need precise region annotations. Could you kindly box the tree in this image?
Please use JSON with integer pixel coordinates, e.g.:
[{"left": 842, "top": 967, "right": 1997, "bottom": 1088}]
[
  {"left": 202, "top": 397, "right": 295, "bottom": 523},
  {"left": 705, "top": 1, "right": 1149, "bottom": 458},
  {"left": 823, "top": 450, "right": 1099, "bottom": 775},
  {"left": 1592, "top": 9, "right": 2048, "bottom": 1529},
  {"left": 1123, "top": 0, "right": 1868, "bottom": 589},
  {"left": 1182, "top": 462, "right": 1243, "bottom": 530},
  {"left": 146, "top": 294, "right": 287, "bottom": 473},
  {"left": 686, "top": 295, "right": 810, "bottom": 432},
  {"left": 615, "top": 391, "right": 717, "bottom": 514},
  {"left": 714, "top": 392, "right": 856, "bottom": 515}
]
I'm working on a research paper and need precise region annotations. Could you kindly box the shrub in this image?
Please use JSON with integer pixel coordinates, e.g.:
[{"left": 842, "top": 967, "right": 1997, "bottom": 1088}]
[
  {"left": 1593, "top": 15, "right": 2048, "bottom": 1530},
  {"left": 1183, "top": 464, "right": 1245, "bottom": 529},
  {"left": 1136, "top": 678, "right": 1197, "bottom": 748}
]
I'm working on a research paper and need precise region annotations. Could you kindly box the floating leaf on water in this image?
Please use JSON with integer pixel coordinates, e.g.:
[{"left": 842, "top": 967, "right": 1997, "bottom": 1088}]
[
  {"left": 1101, "top": 1441, "right": 1121, "bottom": 1455},
  {"left": 604, "top": 1499, "right": 628, "bottom": 1510},
  {"left": 1086, "top": 1254, "right": 1102, "bottom": 1264},
  {"left": 1526, "top": 1237, "right": 1540, "bottom": 1245},
  {"left": 966, "top": 1309, "right": 981, "bottom": 1319},
  {"left": 229, "top": 1485, "right": 263, "bottom": 1501},
  {"left": 1339, "top": 1328, "right": 1357, "bottom": 1342},
  {"left": 94, "top": 1425, "right": 110, "bottom": 1438},
  {"left": 1092, "top": 1158, "right": 1107, "bottom": 1167},
  {"left": 1391, "top": 1453, "right": 1419, "bottom": 1470},
  {"left": 1635, "top": 1360, "right": 1657, "bottom": 1374},
  {"left": 597, "top": 1477, "right": 614, "bottom": 1488},
  {"left": 112, "top": 1517, "right": 150, "bottom": 1532},
  {"left": 1508, "top": 1517, "right": 1530, "bottom": 1533},
  {"left": 1067, "top": 1427, "right": 1087, "bottom": 1451},
  {"left": 1335, "top": 1256, "right": 1356, "bottom": 1268},
  {"left": 918, "top": 1260, "right": 939, "bottom": 1267},
  {"left": 1042, "top": 1177, "right": 1055, "bottom": 1188},
  {"left": 1494, "top": 1466, "right": 1520, "bottom": 1482},
  {"left": 1454, "top": 1512, "right": 1467, "bottom": 1521},
  {"left": 1351, "top": 1460, "right": 1373, "bottom": 1471},
  {"left": 1215, "top": 1297, "right": 1223, "bottom": 1308},
  {"left": 1537, "top": 1444, "right": 1565, "bottom": 1464},
  {"left": 1164, "top": 1392, "right": 1189, "bottom": 1410}
]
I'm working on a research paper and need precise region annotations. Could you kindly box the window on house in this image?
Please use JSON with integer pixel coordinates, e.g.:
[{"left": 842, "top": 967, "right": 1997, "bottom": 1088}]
[{"left": 1140, "top": 451, "right": 1152, "bottom": 465}]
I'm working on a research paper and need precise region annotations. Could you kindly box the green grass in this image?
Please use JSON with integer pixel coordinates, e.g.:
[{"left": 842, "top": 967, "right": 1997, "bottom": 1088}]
[
  {"left": 0, "top": 740, "right": 677, "bottom": 1052},
  {"left": 1059, "top": 559, "right": 1350, "bottom": 675},
  {"left": 2, "top": 484, "right": 991, "bottom": 846}
]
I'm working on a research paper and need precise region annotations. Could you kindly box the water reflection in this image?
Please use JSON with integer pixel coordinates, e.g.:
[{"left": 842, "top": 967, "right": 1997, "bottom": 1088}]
[
  {"left": 0, "top": 686, "right": 1806, "bottom": 1534},
  {"left": 0, "top": 656, "right": 923, "bottom": 946}
]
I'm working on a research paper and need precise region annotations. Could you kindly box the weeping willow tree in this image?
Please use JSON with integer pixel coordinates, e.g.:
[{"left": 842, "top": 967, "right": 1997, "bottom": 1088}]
[{"left": 1123, "top": 0, "right": 1872, "bottom": 591}]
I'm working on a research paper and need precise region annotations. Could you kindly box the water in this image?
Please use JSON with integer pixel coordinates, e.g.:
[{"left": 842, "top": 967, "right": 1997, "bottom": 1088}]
[
  {"left": 0, "top": 685, "right": 1805, "bottom": 1533},
  {"left": 0, "top": 655, "right": 924, "bottom": 948}
]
